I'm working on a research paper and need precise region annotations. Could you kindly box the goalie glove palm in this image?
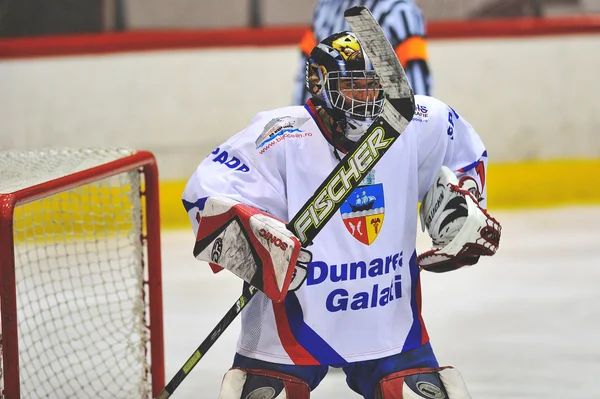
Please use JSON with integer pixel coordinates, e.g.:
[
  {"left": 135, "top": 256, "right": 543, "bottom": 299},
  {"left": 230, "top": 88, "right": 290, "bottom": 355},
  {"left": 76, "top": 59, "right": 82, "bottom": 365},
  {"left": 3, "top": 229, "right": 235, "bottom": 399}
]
[{"left": 418, "top": 166, "right": 501, "bottom": 272}]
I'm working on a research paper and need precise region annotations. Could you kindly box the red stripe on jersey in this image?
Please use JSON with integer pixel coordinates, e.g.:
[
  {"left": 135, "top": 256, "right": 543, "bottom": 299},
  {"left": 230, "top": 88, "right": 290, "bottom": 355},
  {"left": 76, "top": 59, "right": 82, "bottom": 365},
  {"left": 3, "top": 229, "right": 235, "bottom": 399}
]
[
  {"left": 415, "top": 278, "right": 430, "bottom": 345},
  {"left": 305, "top": 99, "right": 348, "bottom": 154},
  {"left": 305, "top": 99, "right": 332, "bottom": 141},
  {"left": 475, "top": 160, "right": 486, "bottom": 191},
  {"left": 272, "top": 302, "right": 318, "bottom": 365}
]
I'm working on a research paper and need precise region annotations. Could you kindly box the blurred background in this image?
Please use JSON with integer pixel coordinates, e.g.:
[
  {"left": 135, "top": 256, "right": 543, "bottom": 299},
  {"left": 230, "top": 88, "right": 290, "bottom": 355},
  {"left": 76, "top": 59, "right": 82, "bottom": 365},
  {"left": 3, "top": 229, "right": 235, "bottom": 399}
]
[{"left": 1, "top": 0, "right": 600, "bottom": 35}]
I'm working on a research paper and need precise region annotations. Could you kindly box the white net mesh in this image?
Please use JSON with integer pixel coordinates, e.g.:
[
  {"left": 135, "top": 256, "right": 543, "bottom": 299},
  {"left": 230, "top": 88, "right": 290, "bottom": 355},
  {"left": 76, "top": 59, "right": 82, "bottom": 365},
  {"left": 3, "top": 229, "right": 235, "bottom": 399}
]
[
  {"left": 0, "top": 148, "right": 152, "bottom": 398},
  {"left": 0, "top": 148, "right": 136, "bottom": 195}
]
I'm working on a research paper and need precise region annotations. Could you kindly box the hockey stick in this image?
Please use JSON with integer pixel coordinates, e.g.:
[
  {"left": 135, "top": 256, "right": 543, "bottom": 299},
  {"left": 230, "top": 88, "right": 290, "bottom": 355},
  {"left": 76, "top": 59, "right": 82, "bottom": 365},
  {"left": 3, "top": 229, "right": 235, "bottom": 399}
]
[{"left": 155, "top": 6, "right": 414, "bottom": 398}]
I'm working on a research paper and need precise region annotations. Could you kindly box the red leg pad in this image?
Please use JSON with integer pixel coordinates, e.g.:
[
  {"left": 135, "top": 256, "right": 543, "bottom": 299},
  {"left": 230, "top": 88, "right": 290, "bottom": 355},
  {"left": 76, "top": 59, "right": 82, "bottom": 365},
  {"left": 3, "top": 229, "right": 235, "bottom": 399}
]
[
  {"left": 242, "top": 369, "right": 310, "bottom": 399},
  {"left": 376, "top": 366, "right": 450, "bottom": 399}
]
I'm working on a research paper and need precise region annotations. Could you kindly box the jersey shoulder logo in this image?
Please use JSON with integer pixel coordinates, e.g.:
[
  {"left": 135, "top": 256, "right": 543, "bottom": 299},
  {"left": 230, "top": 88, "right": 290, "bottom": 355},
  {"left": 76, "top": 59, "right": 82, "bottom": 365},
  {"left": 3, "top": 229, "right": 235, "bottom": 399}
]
[
  {"left": 340, "top": 172, "right": 385, "bottom": 245},
  {"left": 255, "top": 116, "right": 310, "bottom": 150},
  {"left": 413, "top": 103, "right": 429, "bottom": 123}
]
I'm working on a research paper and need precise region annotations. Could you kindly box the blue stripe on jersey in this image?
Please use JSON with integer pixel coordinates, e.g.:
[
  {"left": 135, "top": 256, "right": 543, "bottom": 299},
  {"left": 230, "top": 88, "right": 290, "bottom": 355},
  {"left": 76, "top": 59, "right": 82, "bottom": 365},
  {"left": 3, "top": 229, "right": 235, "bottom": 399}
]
[
  {"left": 458, "top": 160, "right": 479, "bottom": 173},
  {"left": 285, "top": 292, "right": 348, "bottom": 365},
  {"left": 402, "top": 251, "right": 423, "bottom": 349},
  {"left": 458, "top": 150, "right": 488, "bottom": 173},
  {"left": 182, "top": 197, "right": 207, "bottom": 212}
]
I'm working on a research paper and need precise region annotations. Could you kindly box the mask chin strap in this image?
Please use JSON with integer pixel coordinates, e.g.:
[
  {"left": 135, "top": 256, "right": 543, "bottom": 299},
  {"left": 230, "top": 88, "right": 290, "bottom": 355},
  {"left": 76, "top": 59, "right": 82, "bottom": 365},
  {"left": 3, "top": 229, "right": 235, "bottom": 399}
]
[
  {"left": 331, "top": 118, "right": 345, "bottom": 162},
  {"left": 331, "top": 138, "right": 343, "bottom": 162},
  {"left": 321, "top": 105, "right": 351, "bottom": 162},
  {"left": 345, "top": 115, "right": 373, "bottom": 141},
  {"left": 312, "top": 101, "right": 358, "bottom": 161},
  {"left": 332, "top": 116, "right": 372, "bottom": 161}
]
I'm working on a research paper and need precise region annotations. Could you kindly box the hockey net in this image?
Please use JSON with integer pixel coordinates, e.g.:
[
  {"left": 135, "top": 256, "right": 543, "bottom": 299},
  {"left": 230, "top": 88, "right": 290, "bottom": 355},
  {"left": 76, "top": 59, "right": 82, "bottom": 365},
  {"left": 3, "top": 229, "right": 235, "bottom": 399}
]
[{"left": 0, "top": 148, "right": 164, "bottom": 398}]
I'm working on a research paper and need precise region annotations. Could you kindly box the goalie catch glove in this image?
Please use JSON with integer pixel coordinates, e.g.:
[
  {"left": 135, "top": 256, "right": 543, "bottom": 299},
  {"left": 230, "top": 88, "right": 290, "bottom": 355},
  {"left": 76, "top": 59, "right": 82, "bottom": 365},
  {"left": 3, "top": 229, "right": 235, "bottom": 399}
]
[
  {"left": 418, "top": 166, "right": 501, "bottom": 273},
  {"left": 193, "top": 196, "right": 311, "bottom": 303}
]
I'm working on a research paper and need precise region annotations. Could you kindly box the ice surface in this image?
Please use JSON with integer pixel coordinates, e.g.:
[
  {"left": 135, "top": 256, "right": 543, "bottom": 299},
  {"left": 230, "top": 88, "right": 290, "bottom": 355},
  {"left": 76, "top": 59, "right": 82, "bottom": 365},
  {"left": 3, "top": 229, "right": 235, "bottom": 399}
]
[{"left": 161, "top": 206, "right": 600, "bottom": 399}]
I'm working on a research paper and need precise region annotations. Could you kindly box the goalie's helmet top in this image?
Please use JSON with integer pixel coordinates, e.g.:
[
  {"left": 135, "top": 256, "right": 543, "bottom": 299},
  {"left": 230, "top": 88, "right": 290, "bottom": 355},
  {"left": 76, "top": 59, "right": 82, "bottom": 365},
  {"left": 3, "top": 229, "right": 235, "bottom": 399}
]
[{"left": 306, "top": 31, "right": 384, "bottom": 141}]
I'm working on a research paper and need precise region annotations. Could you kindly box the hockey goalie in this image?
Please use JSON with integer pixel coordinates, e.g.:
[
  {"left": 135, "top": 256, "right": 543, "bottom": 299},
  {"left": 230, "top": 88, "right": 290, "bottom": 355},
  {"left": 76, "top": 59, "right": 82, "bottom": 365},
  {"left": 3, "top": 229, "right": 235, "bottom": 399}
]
[{"left": 182, "top": 27, "right": 501, "bottom": 399}]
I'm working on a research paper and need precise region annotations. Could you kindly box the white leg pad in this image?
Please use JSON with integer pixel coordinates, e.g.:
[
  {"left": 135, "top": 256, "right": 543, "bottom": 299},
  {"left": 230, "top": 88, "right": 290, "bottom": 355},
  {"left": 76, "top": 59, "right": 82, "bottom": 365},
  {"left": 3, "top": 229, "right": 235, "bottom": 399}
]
[
  {"left": 439, "top": 368, "right": 471, "bottom": 399},
  {"left": 377, "top": 366, "right": 471, "bottom": 399},
  {"left": 218, "top": 367, "right": 309, "bottom": 399},
  {"left": 218, "top": 369, "right": 246, "bottom": 399}
]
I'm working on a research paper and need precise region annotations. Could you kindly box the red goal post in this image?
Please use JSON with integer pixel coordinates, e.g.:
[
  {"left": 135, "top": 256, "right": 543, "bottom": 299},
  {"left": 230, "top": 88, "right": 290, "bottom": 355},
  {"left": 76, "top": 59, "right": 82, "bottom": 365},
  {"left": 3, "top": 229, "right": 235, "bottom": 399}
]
[{"left": 0, "top": 148, "right": 164, "bottom": 398}]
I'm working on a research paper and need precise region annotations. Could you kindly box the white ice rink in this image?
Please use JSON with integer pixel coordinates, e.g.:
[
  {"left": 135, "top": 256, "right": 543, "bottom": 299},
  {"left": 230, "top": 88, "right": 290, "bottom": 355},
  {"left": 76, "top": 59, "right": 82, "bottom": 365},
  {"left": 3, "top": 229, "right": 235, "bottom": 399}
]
[{"left": 161, "top": 206, "right": 600, "bottom": 399}]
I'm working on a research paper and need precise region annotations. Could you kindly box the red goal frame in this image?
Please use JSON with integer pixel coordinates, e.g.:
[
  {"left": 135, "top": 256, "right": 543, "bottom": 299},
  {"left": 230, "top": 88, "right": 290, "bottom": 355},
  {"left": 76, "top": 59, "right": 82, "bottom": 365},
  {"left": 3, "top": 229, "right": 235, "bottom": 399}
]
[{"left": 0, "top": 150, "right": 165, "bottom": 398}]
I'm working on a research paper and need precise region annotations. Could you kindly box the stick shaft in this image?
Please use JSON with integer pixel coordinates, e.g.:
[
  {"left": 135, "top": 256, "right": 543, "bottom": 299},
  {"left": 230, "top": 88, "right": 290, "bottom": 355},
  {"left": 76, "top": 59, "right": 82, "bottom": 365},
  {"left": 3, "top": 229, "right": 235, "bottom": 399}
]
[{"left": 156, "top": 285, "right": 258, "bottom": 398}]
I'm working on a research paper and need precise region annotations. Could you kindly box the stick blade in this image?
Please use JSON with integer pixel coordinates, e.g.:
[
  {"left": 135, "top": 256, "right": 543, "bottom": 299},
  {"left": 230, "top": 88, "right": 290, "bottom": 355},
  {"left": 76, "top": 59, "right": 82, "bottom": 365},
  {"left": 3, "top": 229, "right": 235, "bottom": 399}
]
[{"left": 344, "top": 5, "right": 415, "bottom": 127}]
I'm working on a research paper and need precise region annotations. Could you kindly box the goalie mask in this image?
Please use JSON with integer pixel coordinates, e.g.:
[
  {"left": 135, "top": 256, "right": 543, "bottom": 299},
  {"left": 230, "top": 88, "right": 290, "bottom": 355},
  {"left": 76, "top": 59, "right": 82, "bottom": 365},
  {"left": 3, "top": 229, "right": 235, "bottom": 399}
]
[{"left": 306, "top": 31, "right": 384, "bottom": 141}]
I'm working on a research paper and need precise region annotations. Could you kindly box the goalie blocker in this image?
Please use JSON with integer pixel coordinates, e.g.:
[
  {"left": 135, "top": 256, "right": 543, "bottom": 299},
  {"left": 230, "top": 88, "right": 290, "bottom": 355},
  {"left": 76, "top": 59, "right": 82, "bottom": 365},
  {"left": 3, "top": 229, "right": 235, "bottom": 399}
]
[
  {"left": 193, "top": 196, "right": 311, "bottom": 303},
  {"left": 418, "top": 166, "right": 501, "bottom": 272}
]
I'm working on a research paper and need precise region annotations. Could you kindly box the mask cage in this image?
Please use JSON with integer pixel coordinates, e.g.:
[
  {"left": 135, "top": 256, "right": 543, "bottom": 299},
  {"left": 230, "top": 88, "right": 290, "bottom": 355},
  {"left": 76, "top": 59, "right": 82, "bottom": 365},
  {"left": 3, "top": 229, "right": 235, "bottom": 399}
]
[{"left": 325, "top": 70, "right": 384, "bottom": 120}]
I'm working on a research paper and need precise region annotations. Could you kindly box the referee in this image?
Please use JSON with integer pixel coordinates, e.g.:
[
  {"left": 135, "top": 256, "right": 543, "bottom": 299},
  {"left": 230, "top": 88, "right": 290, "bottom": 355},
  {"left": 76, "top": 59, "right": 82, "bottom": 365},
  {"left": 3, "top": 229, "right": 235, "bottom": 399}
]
[{"left": 294, "top": 0, "right": 432, "bottom": 105}]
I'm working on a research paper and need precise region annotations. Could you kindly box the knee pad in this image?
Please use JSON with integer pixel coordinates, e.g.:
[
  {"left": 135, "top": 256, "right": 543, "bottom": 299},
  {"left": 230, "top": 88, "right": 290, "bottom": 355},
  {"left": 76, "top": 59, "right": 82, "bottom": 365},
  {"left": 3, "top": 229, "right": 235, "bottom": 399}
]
[
  {"left": 218, "top": 367, "right": 310, "bottom": 399},
  {"left": 376, "top": 366, "right": 471, "bottom": 399}
]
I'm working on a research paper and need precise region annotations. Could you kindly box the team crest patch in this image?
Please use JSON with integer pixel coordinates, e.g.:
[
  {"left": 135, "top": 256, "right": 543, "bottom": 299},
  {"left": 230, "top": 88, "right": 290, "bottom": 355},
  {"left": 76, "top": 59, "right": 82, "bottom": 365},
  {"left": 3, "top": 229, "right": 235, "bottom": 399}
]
[
  {"left": 340, "top": 183, "right": 384, "bottom": 245},
  {"left": 255, "top": 116, "right": 309, "bottom": 150}
]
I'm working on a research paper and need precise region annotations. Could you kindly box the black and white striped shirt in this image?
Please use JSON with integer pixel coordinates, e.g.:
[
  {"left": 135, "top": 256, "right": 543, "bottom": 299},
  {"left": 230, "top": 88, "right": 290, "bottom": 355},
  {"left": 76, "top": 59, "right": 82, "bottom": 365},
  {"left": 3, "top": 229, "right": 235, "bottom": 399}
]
[{"left": 294, "top": 0, "right": 432, "bottom": 105}]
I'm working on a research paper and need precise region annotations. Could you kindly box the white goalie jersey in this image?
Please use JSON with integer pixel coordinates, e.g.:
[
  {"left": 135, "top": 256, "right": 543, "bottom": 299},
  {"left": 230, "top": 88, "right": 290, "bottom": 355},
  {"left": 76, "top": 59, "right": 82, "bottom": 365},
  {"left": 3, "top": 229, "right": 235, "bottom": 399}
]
[{"left": 182, "top": 95, "right": 488, "bottom": 366}]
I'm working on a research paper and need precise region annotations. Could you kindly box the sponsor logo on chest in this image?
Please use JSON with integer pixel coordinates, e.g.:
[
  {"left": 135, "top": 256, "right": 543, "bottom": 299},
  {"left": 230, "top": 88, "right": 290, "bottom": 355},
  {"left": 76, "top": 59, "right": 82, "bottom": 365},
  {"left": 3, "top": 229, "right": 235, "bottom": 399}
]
[{"left": 306, "top": 252, "right": 405, "bottom": 312}]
